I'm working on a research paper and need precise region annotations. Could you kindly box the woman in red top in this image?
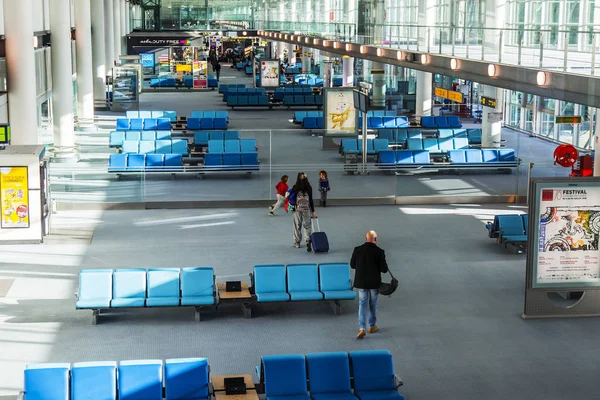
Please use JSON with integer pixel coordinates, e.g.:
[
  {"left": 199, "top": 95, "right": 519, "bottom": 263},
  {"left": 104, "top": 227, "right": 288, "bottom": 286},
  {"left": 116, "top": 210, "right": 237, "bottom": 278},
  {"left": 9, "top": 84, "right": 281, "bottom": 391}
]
[{"left": 269, "top": 175, "right": 288, "bottom": 216}]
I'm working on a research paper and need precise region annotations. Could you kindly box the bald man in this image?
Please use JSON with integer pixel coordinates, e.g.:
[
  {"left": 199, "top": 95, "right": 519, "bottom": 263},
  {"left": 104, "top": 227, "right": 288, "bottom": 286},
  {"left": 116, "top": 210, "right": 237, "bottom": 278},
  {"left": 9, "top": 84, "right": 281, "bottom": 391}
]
[{"left": 351, "top": 230, "right": 389, "bottom": 339}]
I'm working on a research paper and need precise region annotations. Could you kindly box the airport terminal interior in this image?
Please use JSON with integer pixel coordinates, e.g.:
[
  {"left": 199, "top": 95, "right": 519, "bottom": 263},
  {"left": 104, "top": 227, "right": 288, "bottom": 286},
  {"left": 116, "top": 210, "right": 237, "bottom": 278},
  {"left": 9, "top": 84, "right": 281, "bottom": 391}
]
[{"left": 2, "top": 0, "right": 600, "bottom": 399}]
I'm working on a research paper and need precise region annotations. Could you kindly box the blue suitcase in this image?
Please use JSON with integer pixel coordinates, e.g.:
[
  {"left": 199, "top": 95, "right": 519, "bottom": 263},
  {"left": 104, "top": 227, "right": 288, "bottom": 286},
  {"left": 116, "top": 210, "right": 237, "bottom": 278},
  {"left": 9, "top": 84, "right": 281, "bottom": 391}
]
[{"left": 310, "top": 218, "right": 329, "bottom": 253}]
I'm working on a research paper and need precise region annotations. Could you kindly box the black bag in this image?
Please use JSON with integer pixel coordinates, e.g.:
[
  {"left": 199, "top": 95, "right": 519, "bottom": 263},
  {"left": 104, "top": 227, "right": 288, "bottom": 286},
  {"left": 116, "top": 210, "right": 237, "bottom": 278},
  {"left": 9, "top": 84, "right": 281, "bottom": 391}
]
[{"left": 379, "top": 270, "right": 398, "bottom": 296}]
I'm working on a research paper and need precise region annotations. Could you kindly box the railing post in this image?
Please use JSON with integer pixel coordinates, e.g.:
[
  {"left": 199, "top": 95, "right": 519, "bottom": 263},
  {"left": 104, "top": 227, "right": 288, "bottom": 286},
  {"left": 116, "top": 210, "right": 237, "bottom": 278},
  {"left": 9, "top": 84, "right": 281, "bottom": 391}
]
[
  {"left": 563, "top": 31, "right": 569, "bottom": 72},
  {"left": 498, "top": 30, "right": 503, "bottom": 63},
  {"left": 481, "top": 28, "right": 485, "bottom": 60},
  {"left": 427, "top": 27, "right": 431, "bottom": 53},
  {"left": 518, "top": 30, "right": 522, "bottom": 66},
  {"left": 438, "top": 28, "right": 442, "bottom": 54},
  {"left": 451, "top": 26, "right": 455, "bottom": 56},
  {"left": 539, "top": 37, "right": 544, "bottom": 68},
  {"left": 466, "top": 27, "right": 470, "bottom": 59},
  {"left": 592, "top": 33, "right": 597, "bottom": 75}
]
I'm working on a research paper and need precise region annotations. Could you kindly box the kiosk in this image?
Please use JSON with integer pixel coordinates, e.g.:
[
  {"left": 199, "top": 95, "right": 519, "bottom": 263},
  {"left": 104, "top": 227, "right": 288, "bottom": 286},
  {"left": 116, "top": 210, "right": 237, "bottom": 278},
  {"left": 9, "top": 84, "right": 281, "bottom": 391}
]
[{"left": 0, "top": 145, "right": 50, "bottom": 244}]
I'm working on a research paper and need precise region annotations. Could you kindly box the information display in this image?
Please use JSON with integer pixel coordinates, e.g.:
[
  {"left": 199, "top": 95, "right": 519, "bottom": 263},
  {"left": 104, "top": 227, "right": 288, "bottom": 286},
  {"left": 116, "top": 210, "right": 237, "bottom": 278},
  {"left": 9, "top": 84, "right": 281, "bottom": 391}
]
[
  {"left": 555, "top": 116, "right": 582, "bottom": 124},
  {"left": 324, "top": 88, "right": 357, "bottom": 133},
  {"left": 481, "top": 96, "right": 497, "bottom": 108},
  {"left": 532, "top": 182, "right": 600, "bottom": 288},
  {"left": 434, "top": 87, "right": 463, "bottom": 103},
  {"left": 0, "top": 167, "right": 29, "bottom": 229},
  {"left": 259, "top": 60, "right": 280, "bottom": 88}
]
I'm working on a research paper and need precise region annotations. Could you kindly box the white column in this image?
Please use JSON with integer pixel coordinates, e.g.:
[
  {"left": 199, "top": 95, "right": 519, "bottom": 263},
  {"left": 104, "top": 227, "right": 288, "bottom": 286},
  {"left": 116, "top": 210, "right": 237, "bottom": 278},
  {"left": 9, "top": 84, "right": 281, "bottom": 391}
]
[
  {"left": 371, "top": 62, "right": 386, "bottom": 107},
  {"left": 484, "top": 0, "right": 507, "bottom": 61},
  {"left": 302, "top": 48, "right": 310, "bottom": 73},
  {"left": 418, "top": 0, "right": 435, "bottom": 52},
  {"left": 3, "top": 0, "right": 38, "bottom": 144},
  {"left": 342, "top": 56, "right": 354, "bottom": 86},
  {"left": 287, "top": 43, "right": 295, "bottom": 65},
  {"left": 113, "top": 0, "right": 122, "bottom": 61},
  {"left": 120, "top": 0, "right": 127, "bottom": 54},
  {"left": 75, "top": 0, "right": 94, "bottom": 122},
  {"left": 374, "top": 0, "right": 385, "bottom": 43},
  {"left": 91, "top": 0, "right": 106, "bottom": 106},
  {"left": 594, "top": 108, "right": 600, "bottom": 176},
  {"left": 481, "top": 86, "right": 504, "bottom": 148},
  {"left": 104, "top": 0, "right": 115, "bottom": 70},
  {"left": 415, "top": 71, "right": 432, "bottom": 116},
  {"left": 49, "top": 0, "right": 76, "bottom": 156}
]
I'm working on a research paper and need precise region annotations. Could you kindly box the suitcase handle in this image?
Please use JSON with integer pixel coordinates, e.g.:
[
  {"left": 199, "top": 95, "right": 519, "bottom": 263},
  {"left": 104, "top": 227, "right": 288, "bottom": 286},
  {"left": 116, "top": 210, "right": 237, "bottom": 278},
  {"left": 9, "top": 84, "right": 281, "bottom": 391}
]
[{"left": 311, "top": 217, "right": 320, "bottom": 232}]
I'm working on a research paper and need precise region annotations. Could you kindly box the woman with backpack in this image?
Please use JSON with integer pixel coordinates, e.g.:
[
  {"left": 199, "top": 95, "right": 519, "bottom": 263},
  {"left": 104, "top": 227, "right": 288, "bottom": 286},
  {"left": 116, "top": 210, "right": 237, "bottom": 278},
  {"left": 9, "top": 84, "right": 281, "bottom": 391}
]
[{"left": 285, "top": 172, "right": 317, "bottom": 250}]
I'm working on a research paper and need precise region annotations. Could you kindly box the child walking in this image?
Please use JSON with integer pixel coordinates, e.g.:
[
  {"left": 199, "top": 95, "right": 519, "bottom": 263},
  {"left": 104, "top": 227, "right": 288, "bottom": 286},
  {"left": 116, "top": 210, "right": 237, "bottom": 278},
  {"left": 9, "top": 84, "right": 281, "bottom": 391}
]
[
  {"left": 318, "top": 170, "right": 330, "bottom": 207},
  {"left": 269, "top": 175, "right": 289, "bottom": 216}
]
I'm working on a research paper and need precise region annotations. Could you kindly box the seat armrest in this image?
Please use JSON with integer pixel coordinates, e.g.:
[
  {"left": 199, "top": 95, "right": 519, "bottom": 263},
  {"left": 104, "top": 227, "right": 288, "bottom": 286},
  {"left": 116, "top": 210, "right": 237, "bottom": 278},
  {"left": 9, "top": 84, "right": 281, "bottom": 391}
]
[
  {"left": 394, "top": 374, "right": 404, "bottom": 388},
  {"left": 17, "top": 391, "right": 24, "bottom": 400}
]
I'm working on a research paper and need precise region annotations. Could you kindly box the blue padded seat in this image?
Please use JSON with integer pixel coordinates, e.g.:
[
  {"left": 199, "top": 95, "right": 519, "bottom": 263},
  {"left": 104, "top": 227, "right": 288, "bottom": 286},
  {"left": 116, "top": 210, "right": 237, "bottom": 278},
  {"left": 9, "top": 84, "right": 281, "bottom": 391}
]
[
  {"left": 412, "top": 150, "right": 431, "bottom": 164},
  {"left": 254, "top": 265, "right": 289, "bottom": 302},
  {"left": 165, "top": 358, "right": 210, "bottom": 400},
  {"left": 150, "top": 111, "right": 164, "bottom": 118},
  {"left": 240, "top": 139, "right": 257, "bottom": 153},
  {"left": 304, "top": 117, "right": 318, "bottom": 129},
  {"left": 499, "top": 149, "right": 516, "bottom": 161},
  {"left": 130, "top": 118, "right": 144, "bottom": 130},
  {"left": 194, "top": 131, "right": 210, "bottom": 146},
  {"left": 127, "top": 154, "right": 145, "bottom": 171},
  {"left": 447, "top": 115, "right": 462, "bottom": 128},
  {"left": 422, "top": 138, "right": 439, "bottom": 152},
  {"left": 187, "top": 118, "right": 201, "bottom": 130},
  {"left": 378, "top": 130, "right": 394, "bottom": 143},
  {"left": 341, "top": 139, "right": 358, "bottom": 154},
  {"left": 116, "top": 118, "right": 130, "bottom": 130},
  {"left": 306, "top": 352, "right": 357, "bottom": 400},
  {"left": 126, "top": 111, "right": 139, "bottom": 118},
  {"left": 109, "top": 154, "right": 127, "bottom": 172},
  {"left": 383, "top": 116, "right": 396, "bottom": 128},
  {"left": 191, "top": 111, "right": 204, "bottom": 119},
  {"left": 349, "top": 350, "right": 404, "bottom": 400},
  {"left": 171, "top": 139, "right": 188, "bottom": 155},
  {"left": 164, "top": 154, "right": 183, "bottom": 168},
  {"left": 249, "top": 96, "right": 259, "bottom": 105},
  {"left": 157, "top": 118, "right": 171, "bottom": 130},
  {"left": 452, "top": 128, "right": 467, "bottom": 137},
  {"left": 122, "top": 140, "right": 139, "bottom": 154},
  {"left": 396, "top": 130, "right": 408, "bottom": 143},
  {"left": 141, "top": 131, "right": 156, "bottom": 141},
  {"left": 143, "top": 118, "right": 158, "bottom": 130},
  {"left": 155, "top": 131, "right": 171, "bottom": 140},
  {"left": 395, "top": 150, "right": 413, "bottom": 164},
  {"left": 125, "top": 131, "right": 141, "bottom": 141},
  {"left": 214, "top": 118, "right": 227, "bottom": 129},
  {"left": 71, "top": 361, "right": 117, "bottom": 400},
  {"left": 146, "top": 154, "right": 164, "bottom": 169},
  {"left": 465, "top": 149, "right": 483, "bottom": 163},
  {"left": 164, "top": 111, "right": 177, "bottom": 122},
  {"left": 373, "top": 139, "right": 389, "bottom": 153},
  {"left": 294, "top": 111, "right": 307, "bottom": 123},
  {"left": 407, "top": 129, "right": 422, "bottom": 139},
  {"left": 155, "top": 140, "right": 172, "bottom": 154},
  {"left": 216, "top": 111, "right": 228, "bottom": 120},
  {"left": 225, "top": 131, "right": 239, "bottom": 140},
  {"left": 139, "top": 140, "right": 156, "bottom": 155},
  {"left": 287, "top": 264, "right": 323, "bottom": 301},
  {"left": 318, "top": 263, "right": 355, "bottom": 300},
  {"left": 25, "top": 363, "right": 71, "bottom": 400},
  {"left": 210, "top": 131, "right": 224, "bottom": 141},
  {"left": 139, "top": 111, "right": 152, "bottom": 118},
  {"left": 225, "top": 140, "right": 240, "bottom": 153},
  {"left": 497, "top": 215, "right": 526, "bottom": 242},
  {"left": 377, "top": 150, "right": 396, "bottom": 166},
  {"left": 482, "top": 149, "right": 499, "bottom": 162},
  {"left": 448, "top": 150, "right": 466, "bottom": 163},
  {"left": 438, "top": 138, "right": 454, "bottom": 152},
  {"left": 201, "top": 118, "right": 214, "bottom": 130},
  {"left": 437, "top": 129, "right": 453, "bottom": 139},
  {"left": 453, "top": 137, "right": 469, "bottom": 150},
  {"left": 407, "top": 138, "right": 423, "bottom": 150},
  {"left": 146, "top": 268, "right": 180, "bottom": 307},
  {"left": 110, "top": 131, "right": 125, "bottom": 147},
  {"left": 262, "top": 354, "right": 310, "bottom": 400},
  {"left": 241, "top": 152, "right": 259, "bottom": 167},
  {"left": 111, "top": 268, "right": 147, "bottom": 307},
  {"left": 180, "top": 267, "right": 215, "bottom": 306},
  {"left": 395, "top": 116, "right": 409, "bottom": 127},
  {"left": 223, "top": 153, "right": 241, "bottom": 167},
  {"left": 434, "top": 116, "right": 449, "bottom": 128},
  {"left": 118, "top": 360, "right": 163, "bottom": 400},
  {"left": 205, "top": 153, "right": 223, "bottom": 166},
  {"left": 420, "top": 116, "right": 436, "bottom": 128},
  {"left": 208, "top": 140, "right": 224, "bottom": 153},
  {"left": 204, "top": 111, "right": 215, "bottom": 119}
]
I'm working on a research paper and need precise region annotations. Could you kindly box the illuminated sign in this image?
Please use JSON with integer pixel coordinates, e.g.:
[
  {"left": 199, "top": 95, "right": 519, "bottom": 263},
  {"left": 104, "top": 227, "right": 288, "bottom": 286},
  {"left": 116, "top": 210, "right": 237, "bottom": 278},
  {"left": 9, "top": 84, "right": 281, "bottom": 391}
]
[
  {"left": 435, "top": 87, "right": 463, "bottom": 103},
  {"left": 481, "top": 96, "right": 497, "bottom": 108},
  {"left": 555, "top": 116, "right": 582, "bottom": 124}
]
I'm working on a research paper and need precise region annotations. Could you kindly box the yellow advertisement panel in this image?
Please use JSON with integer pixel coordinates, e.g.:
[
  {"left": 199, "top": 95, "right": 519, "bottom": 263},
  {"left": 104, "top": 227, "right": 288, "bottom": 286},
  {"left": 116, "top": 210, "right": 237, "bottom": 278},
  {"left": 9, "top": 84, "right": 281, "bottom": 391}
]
[
  {"left": 325, "top": 88, "right": 356, "bottom": 133},
  {"left": 434, "top": 87, "right": 448, "bottom": 98},
  {"left": 0, "top": 167, "right": 29, "bottom": 228},
  {"left": 176, "top": 64, "right": 192, "bottom": 73},
  {"left": 447, "top": 90, "right": 464, "bottom": 103}
]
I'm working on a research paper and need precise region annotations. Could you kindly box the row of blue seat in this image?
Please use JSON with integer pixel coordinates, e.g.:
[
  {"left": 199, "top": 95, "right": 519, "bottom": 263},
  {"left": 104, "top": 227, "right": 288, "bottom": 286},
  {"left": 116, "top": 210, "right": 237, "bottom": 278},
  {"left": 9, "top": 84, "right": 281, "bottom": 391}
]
[
  {"left": 125, "top": 110, "right": 176, "bottom": 121},
  {"left": 228, "top": 95, "right": 270, "bottom": 107},
  {"left": 190, "top": 110, "right": 229, "bottom": 120},
  {"left": 193, "top": 131, "right": 240, "bottom": 145},
  {"left": 340, "top": 139, "right": 390, "bottom": 155},
  {"left": 109, "top": 130, "right": 171, "bottom": 147},
  {"left": 274, "top": 86, "right": 314, "bottom": 93},
  {"left": 406, "top": 137, "right": 470, "bottom": 152},
  {"left": 187, "top": 117, "right": 228, "bottom": 130},
  {"left": 222, "top": 87, "right": 266, "bottom": 94},
  {"left": 207, "top": 139, "right": 257, "bottom": 153},
  {"left": 218, "top": 83, "right": 245, "bottom": 93},
  {"left": 364, "top": 116, "right": 410, "bottom": 129},
  {"left": 421, "top": 115, "right": 462, "bottom": 129},
  {"left": 377, "top": 150, "right": 431, "bottom": 165},
  {"left": 252, "top": 263, "right": 355, "bottom": 302},
  {"left": 222, "top": 89, "right": 268, "bottom": 101},
  {"left": 283, "top": 95, "right": 323, "bottom": 107},
  {"left": 487, "top": 214, "right": 528, "bottom": 243},
  {"left": 285, "top": 65, "right": 302, "bottom": 74},
  {"left": 205, "top": 152, "right": 259, "bottom": 169},
  {"left": 366, "top": 110, "right": 398, "bottom": 117},
  {"left": 116, "top": 118, "right": 171, "bottom": 131},
  {"left": 294, "top": 110, "right": 323, "bottom": 124},
  {"left": 448, "top": 149, "right": 516, "bottom": 163},
  {"left": 108, "top": 153, "right": 183, "bottom": 172},
  {"left": 378, "top": 128, "right": 478, "bottom": 144},
  {"left": 258, "top": 351, "right": 404, "bottom": 400},
  {"left": 24, "top": 358, "right": 210, "bottom": 400},
  {"left": 302, "top": 117, "right": 324, "bottom": 129},
  {"left": 120, "top": 139, "right": 188, "bottom": 155},
  {"left": 377, "top": 148, "right": 517, "bottom": 166}
]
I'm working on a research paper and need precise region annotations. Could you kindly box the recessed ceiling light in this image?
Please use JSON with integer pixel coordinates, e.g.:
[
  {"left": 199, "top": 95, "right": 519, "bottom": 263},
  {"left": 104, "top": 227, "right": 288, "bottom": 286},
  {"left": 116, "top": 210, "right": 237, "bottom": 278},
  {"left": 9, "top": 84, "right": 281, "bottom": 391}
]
[
  {"left": 420, "top": 54, "right": 428, "bottom": 64},
  {"left": 377, "top": 48, "right": 383, "bottom": 56},
  {"left": 537, "top": 71, "right": 547, "bottom": 85},
  {"left": 450, "top": 58, "right": 458, "bottom": 70},
  {"left": 488, "top": 63, "right": 497, "bottom": 76},
  {"left": 360, "top": 45, "right": 367, "bottom": 54},
  {"left": 396, "top": 50, "right": 403, "bottom": 60}
]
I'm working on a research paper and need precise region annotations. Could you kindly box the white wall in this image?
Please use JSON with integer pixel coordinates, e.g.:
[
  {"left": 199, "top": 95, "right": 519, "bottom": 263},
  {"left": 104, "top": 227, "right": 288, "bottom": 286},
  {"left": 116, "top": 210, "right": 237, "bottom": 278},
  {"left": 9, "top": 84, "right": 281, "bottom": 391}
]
[
  {"left": 32, "top": 0, "right": 45, "bottom": 32},
  {"left": 0, "top": 2, "right": 4, "bottom": 35}
]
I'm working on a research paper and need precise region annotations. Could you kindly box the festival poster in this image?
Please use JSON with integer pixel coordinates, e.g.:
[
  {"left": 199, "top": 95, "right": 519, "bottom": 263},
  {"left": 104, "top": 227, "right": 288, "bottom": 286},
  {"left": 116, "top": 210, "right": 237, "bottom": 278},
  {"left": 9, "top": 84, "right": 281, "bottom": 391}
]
[
  {"left": 193, "top": 61, "right": 208, "bottom": 88},
  {"left": 260, "top": 60, "right": 280, "bottom": 88},
  {"left": 325, "top": 88, "right": 356, "bottom": 132},
  {"left": 534, "top": 185, "right": 600, "bottom": 287},
  {"left": 0, "top": 167, "right": 29, "bottom": 229}
]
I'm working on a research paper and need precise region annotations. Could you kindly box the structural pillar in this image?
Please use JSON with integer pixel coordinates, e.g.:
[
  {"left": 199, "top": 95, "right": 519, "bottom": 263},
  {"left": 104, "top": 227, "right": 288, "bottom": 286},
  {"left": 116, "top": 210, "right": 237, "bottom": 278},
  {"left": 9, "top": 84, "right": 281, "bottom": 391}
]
[
  {"left": 594, "top": 109, "right": 600, "bottom": 176},
  {"left": 113, "top": 0, "right": 122, "bottom": 61},
  {"left": 287, "top": 43, "right": 295, "bottom": 65},
  {"left": 415, "top": 71, "right": 432, "bottom": 116},
  {"left": 481, "top": 86, "right": 504, "bottom": 148},
  {"left": 91, "top": 0, "right": 106, "bottom": 107},
  {"left": 75, "top": 0, "right": 94, "bottom": 123},
  {"left": 371, "top": 62, "right": 386, "bottom": 107},
  {"left": 484, "top": 0, "right": 506, "bottom": 61},
  {"left": 342, "top": 56, "right": 354, "bottom": 87},
  {"left": 120, "top": 0, "right": 127, "bottom": 54},
  {"left": 104, "top": 0, "right": 115, "bottom": 70},
  {"left": 49, "top": 0, "right": 76, "bottom": 158},
  {"left": 3, "top": 0, "right": 38, "bottom": 144},
  {"left": 302, "top": 48, "right": 310, "bottom": 73}
]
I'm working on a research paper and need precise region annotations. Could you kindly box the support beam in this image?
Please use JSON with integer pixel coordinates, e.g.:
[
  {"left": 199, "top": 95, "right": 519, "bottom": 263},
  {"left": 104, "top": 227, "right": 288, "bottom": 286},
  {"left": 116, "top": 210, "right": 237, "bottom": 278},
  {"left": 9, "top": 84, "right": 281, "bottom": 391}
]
[
  {"left": 342, "top": 56, "right": 354, "bottom": 87},
  {"left": 415, "top": 71, "right": 432, "bottom": 116},
  {"left": 481, "top": 86, "right": 505, "bottom": 148},
  {"left": 104, "top": 0, "right": 115, "bottom": 70},
  {"left": 74, "top": 0, "right": 95, "bottom": 122},
  {"left": 113, "top": 0, "right": 122, "bottom": 60},
  {"left": 91, "top": 0, "right": 106, "bottom": 107}
]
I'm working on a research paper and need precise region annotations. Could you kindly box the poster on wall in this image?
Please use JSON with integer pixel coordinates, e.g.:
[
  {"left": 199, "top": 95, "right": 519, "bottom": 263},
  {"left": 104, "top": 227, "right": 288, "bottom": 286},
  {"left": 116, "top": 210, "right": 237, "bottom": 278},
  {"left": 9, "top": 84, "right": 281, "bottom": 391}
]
[
  {"left": 532, "top": 183, "right": 600, "bottom": 288},
  {"left": 324, "top": 88, "right": 357, "bottom": 134},
  {"left": 193, "top": 60, "right": 208, "bottom": 88},
  {"left": 0, "top": 167, "right": 29, "bottom": 229},
  {"left": 259, "top": 60, "right": 280, "bottom": 88}
]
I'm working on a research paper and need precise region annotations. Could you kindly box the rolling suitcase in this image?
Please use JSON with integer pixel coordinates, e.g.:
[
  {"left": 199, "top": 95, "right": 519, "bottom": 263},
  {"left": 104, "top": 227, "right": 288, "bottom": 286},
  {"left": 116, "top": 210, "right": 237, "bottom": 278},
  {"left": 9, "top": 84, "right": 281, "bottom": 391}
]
[{"left": 310, "top": 218, "right": 329, "bottom": 253}]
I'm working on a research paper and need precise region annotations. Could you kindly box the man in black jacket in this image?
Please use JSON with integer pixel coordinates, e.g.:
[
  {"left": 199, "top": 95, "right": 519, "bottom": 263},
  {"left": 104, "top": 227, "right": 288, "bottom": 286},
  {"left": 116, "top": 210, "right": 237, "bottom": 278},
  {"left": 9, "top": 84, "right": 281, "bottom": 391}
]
[{"left": 351, "top": 230, "right": 388, "bottom": 339}]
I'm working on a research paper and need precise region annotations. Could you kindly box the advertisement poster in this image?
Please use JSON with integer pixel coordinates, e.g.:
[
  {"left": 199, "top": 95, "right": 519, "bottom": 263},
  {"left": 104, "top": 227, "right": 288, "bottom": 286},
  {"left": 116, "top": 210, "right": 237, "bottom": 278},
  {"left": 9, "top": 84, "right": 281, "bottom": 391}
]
[
  {"left": 325, "top": 88, "right": 356, "bottom": 133},
  {"left": 260, "top": 60, "right": 280, "bottom": 88},
  {"left": 534, "top": 185, "right": 600, "bottom": 287},
  {"left": 193, "top": 61, "right": 207, "bottom": 88},
  {"left": 0, "top": 167, "right": 29, "bottom": 229}
]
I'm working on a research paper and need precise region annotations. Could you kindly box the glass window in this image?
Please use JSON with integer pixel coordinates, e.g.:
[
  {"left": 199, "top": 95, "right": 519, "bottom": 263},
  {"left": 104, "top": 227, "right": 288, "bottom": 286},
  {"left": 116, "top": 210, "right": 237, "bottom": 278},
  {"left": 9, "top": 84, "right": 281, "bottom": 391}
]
[
  {"left": 540, "top": 112, "right": 555, "bottom": 138},
  {"left": 524, "top": 109, "right": 534, "bottom": 132},
  {"left": 543, "top": 98, "right": 555, "bottom": 111}
]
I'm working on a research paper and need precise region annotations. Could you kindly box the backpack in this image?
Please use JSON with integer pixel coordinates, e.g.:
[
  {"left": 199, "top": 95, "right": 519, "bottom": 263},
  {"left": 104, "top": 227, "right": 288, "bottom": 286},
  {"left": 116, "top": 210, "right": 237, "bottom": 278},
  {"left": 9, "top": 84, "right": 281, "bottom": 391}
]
[
  {"left": 295, "top": 190, "right": 310, "bottom": 212},
  {"left": 285, "top": 189, "right": 296, "bottom": 213}
]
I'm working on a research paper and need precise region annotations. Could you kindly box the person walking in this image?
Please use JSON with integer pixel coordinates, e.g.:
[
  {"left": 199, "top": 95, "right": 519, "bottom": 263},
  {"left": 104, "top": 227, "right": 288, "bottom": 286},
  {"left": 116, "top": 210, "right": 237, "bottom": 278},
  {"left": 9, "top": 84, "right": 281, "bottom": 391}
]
[
  {"left": 351, "top": 230, "right": 388, "bottom": 339},
  {"left": 215, "top": 61, "right": 222, "bottom": 82},
  {"left": 269, "top": 175, "right": 289, "bottom": 216},
  {"left": 286, "top": 172, "right": 316, "bottom": 250}
]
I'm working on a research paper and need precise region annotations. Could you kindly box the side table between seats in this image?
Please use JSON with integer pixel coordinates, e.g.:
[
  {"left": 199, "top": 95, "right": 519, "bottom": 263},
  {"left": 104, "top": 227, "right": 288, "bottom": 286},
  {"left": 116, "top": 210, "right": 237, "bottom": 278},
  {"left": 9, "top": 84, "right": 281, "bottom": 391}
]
[
  {"left": 212, "top": 374, "right": 258, "bottom": 400},
  {"left": 217, "top": 282, "right": 254, "bottom": 318}
]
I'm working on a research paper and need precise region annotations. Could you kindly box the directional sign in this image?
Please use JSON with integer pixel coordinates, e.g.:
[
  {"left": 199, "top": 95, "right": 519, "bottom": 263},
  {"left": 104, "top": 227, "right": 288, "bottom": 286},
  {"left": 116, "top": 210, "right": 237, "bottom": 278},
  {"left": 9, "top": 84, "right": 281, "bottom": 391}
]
[
  {"left": 481, "top": 96, "right": 497, "bottom": 108},
  {"left": 435, "top": 87, "right": 463, "bottom": 103},
  {"left": 555, "top": 116, "right": 582, "bottom": 124}
]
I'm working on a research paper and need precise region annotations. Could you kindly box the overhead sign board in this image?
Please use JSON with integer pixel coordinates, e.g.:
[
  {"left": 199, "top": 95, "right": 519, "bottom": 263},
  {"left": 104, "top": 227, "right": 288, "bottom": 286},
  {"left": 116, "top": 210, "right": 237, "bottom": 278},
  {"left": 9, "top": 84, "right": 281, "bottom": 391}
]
[
  {"left": 555, "top": 116, "right": 582, "bottom": 124},
  {"left": 481, "top": 96, "right": 497, "bottom": 108},
  {"left": 435, "top": 87, "right": 463, "bottom": 103}
]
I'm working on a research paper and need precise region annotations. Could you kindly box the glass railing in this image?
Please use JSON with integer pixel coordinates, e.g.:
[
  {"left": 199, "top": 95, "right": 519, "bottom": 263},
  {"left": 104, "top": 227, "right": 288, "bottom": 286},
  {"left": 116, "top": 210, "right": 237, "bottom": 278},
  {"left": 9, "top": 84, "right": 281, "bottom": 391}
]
[
  {"left": 45, "top": 125, "right": 576, "bottom": 206},
  {"left": 260, "top": 22, "right": 600, "bottom": 77}
]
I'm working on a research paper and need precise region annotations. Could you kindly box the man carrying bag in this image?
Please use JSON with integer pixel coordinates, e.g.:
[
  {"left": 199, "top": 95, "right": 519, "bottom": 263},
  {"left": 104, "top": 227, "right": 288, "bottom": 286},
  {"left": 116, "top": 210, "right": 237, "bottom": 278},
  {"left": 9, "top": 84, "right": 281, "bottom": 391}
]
[{"left": 351, "top": 230, "right": 395, "bottom": 339}]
